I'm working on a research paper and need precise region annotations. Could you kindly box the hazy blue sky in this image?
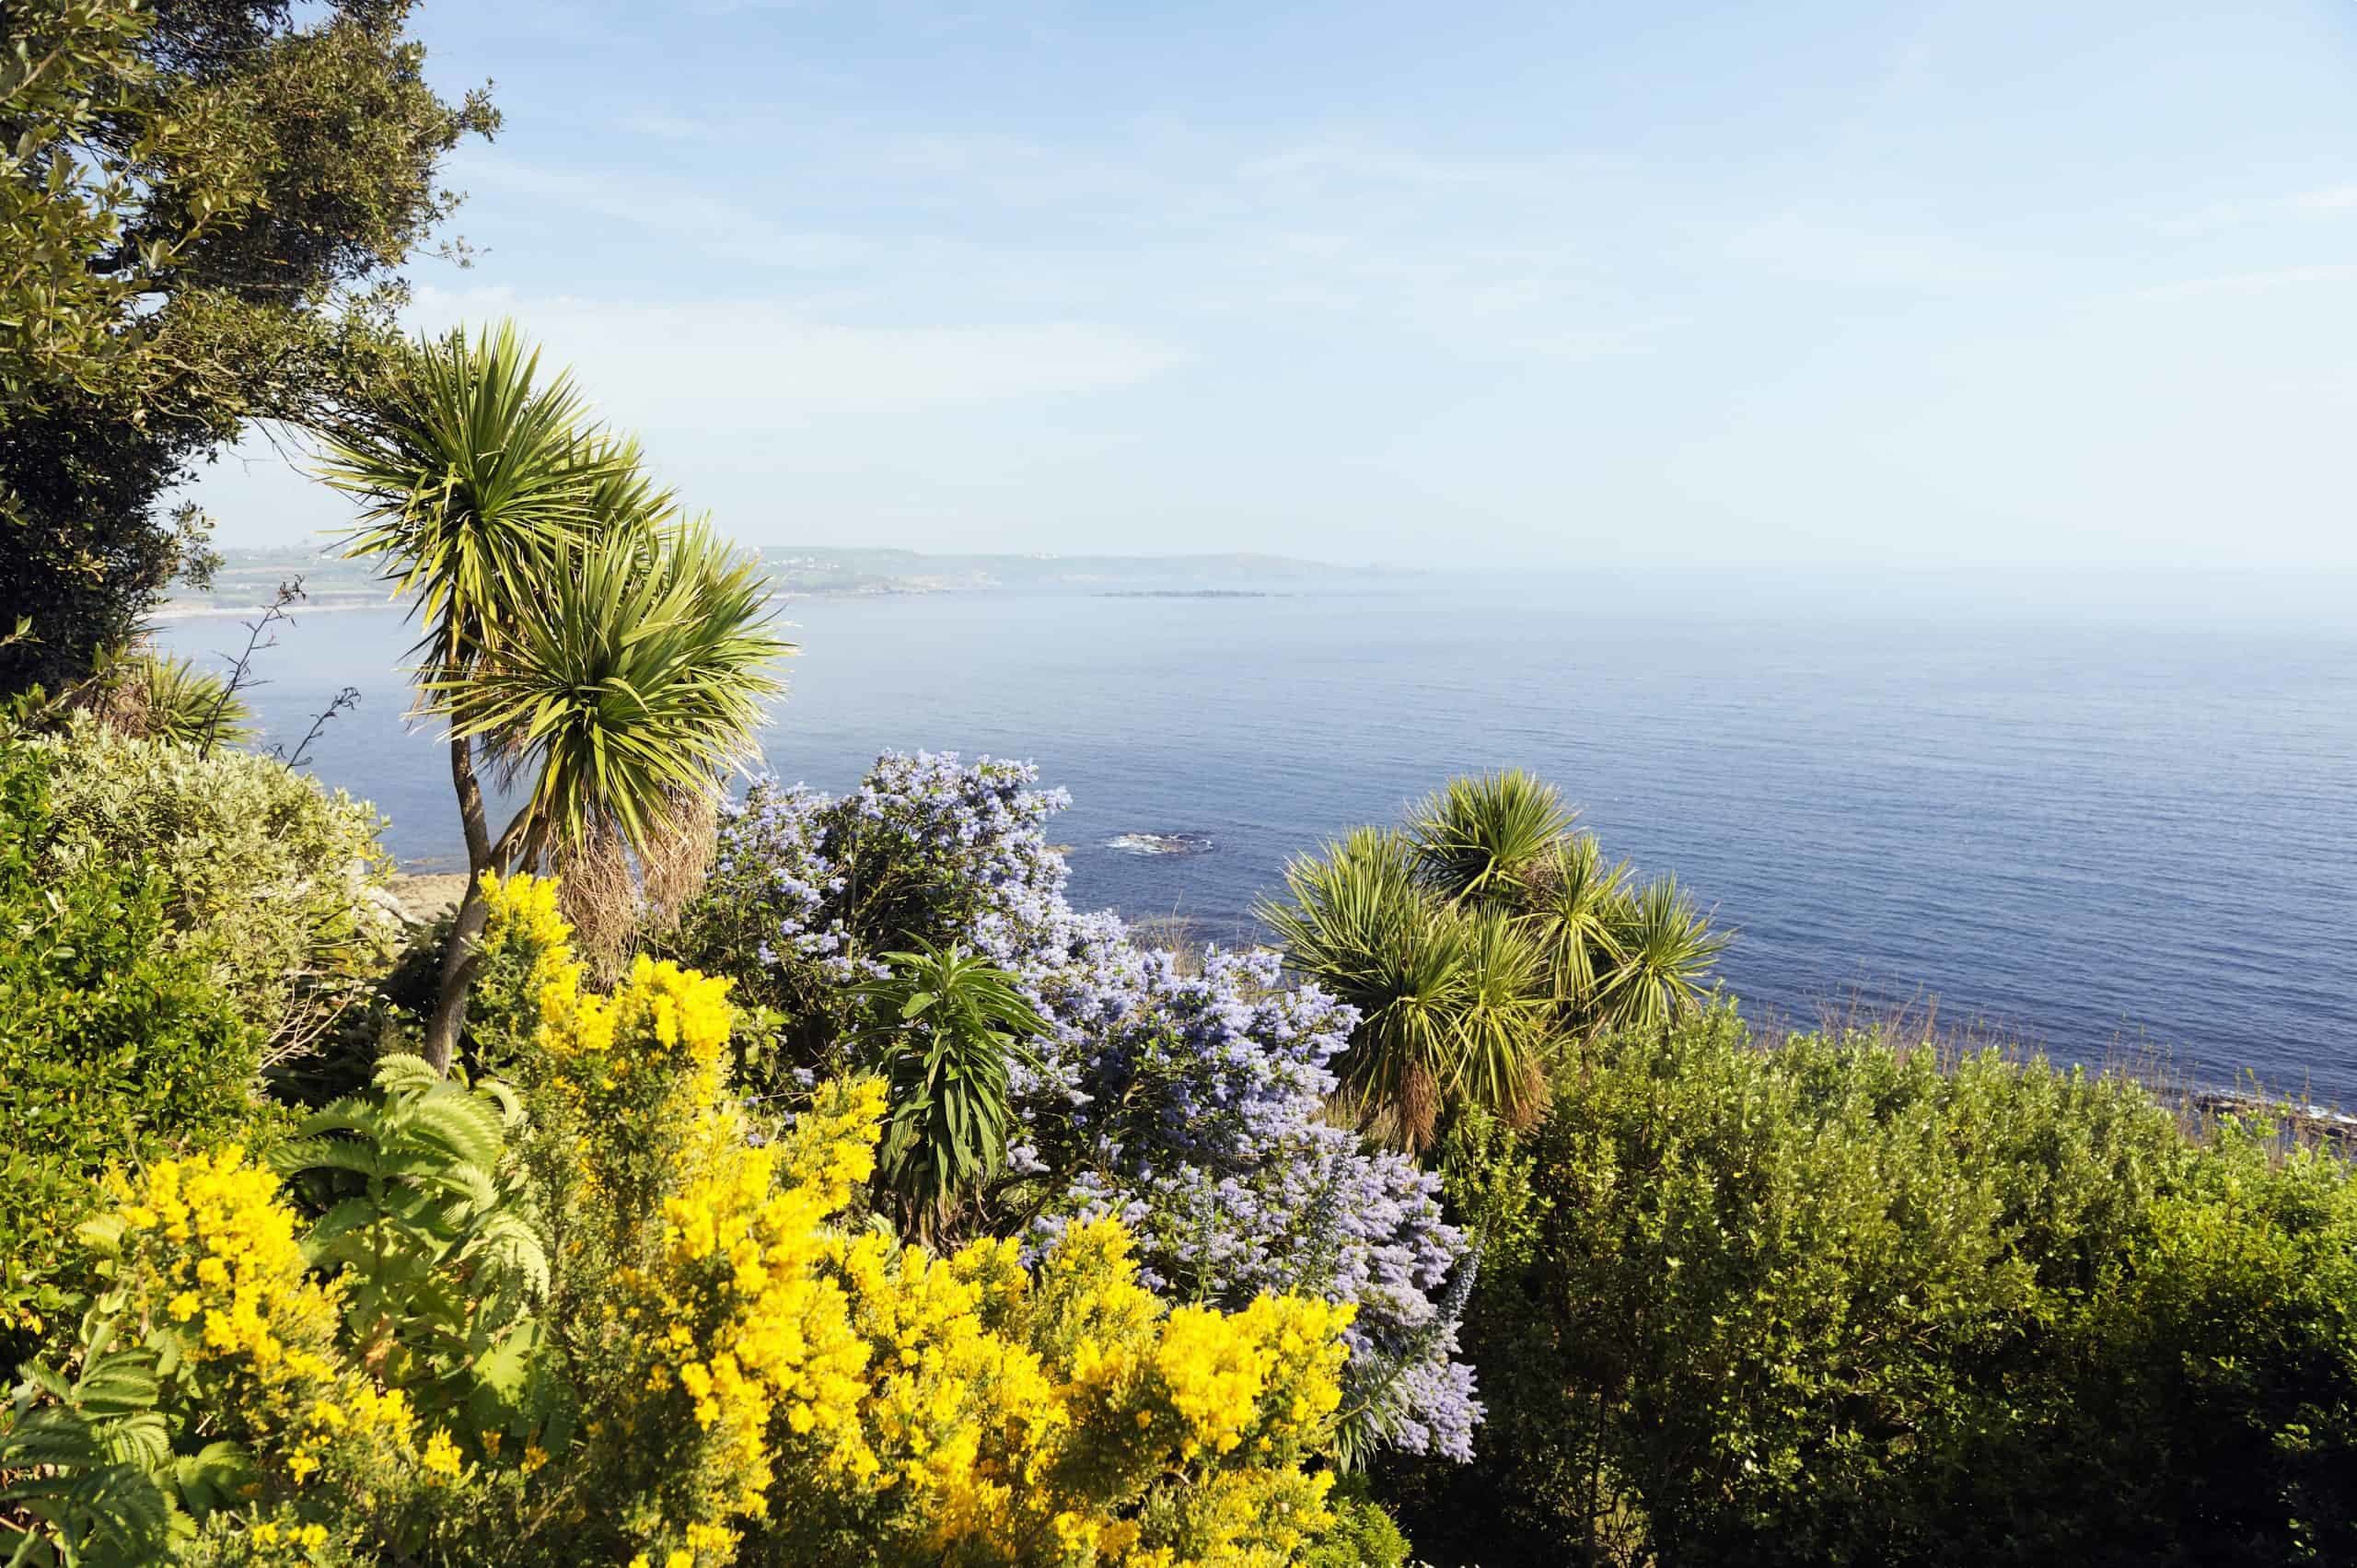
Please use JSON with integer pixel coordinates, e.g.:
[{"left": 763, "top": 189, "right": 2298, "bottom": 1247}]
[{"left": 193, "top": 0, "right": 2357, "bottom": 578}]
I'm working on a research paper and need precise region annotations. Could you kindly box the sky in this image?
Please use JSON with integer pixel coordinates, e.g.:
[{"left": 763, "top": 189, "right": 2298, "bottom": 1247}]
[{"left": 191, "top": 0, "right": 2357, "bottom": 587}]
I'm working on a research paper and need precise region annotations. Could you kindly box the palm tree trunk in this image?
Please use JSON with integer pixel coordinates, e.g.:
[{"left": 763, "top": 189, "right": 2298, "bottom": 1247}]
[{"left": 423, "top": 735, "right": 496, "bottom": 1074}]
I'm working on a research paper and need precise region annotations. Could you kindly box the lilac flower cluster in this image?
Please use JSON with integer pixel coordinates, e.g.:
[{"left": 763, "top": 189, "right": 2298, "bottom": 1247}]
[
  {"left": 703, "top": 781, "right": 868, "bottom": 982},
  {"left": 689, "top": 750, "right": 1482, "bottom": 1458}
]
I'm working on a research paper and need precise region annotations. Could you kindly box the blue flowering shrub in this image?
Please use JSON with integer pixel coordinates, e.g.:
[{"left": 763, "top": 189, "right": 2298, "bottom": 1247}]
[{"left": 674, "top": 751, "right": 1483, "bottom": 1460}]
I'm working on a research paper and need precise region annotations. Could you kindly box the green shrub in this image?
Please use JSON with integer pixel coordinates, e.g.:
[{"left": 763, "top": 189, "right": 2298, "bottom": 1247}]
[
  {"left": 0, "top": 744, "right": 272, "bottom": 1360},
  {"left": 1385, "top": 1008, "right": 2357, "bottom": 1567},
  {"left": 1304, "top": 1473, "right": 1413, "bottom": 1568},
  {"left": 27, "top": 718, "right": 401, "bottom": 1060}
]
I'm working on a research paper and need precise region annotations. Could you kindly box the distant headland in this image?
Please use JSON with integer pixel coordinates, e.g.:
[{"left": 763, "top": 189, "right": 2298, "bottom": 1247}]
[{"left": 161, "top": 544, "right": 1411, "bottom": 617}]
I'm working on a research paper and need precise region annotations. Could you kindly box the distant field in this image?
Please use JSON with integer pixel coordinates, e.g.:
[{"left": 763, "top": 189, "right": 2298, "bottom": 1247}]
[{"left": 164, "top": 545, "right": 1402, "bottom": 614}]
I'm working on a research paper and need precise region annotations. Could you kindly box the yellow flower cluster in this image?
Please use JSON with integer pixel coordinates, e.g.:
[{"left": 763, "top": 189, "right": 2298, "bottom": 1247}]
[
  {"left": 103, "top": 1148, "right": 342, "bottom": 1399},
  {"left": 1155, "top": 1294, "right": 1356, "bottom": 1462},
  {"left": 830, "top": 1229, "right": 1069, "bottom": 1549},
  {"left": 483, "top": 871, "right": 735, "bottom": 1085},
  {"left": 477, "top": 869, "right": 582, "bottom": 1017},
  {"left": 86, "top": 1142, "right": 459, "bottom": 1553},
  {"left": 473, "top": 875, "right": 1359, "bottom": 1567},
  {"left": 247, "top": 1516, "right": 332, "bottom": 1558},
  {"left": 639, "top": 1120, "right": 878, "bottom": 1512}
]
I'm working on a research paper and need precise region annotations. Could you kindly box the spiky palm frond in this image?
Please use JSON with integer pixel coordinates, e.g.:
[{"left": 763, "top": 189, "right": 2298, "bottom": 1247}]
[
  {"left": 94, "top": 653, "right": 251, "bottom": 749},
  {"left": 1591, "top": 875, "right": 1729, "bottom": 1035},
  {"left": 1451, "top": 907, "right": 1556, "bottom": 1130},
  {"left": 438, "top": 514, "right": 791, "bottom": 861},
  {"left": 1520, "top": 830, "right": 1631, "bottom": 1012},
  {"left": 1408, "top": 769, "right": 1574, "bottom": 909},
  {"left": 313, "top": 320, "right": 621, "bottom": 676},
  {"left": 1256, "top": 829, "right": 1440, "bottom": 1112},
  {"left": 851, "top": 939, "right": 1050, "bottom": 1242}
]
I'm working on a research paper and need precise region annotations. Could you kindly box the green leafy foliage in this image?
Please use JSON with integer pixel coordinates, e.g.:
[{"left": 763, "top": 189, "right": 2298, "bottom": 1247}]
[
  {"left": 1, "top": 1326, "right": 180, "bottom": 1567},
  {"left": 0, "top": 744, "right": 266, "bottom": 1364},
  {"left": 0, "top": 0, "right": 497, "bottom": 695},
  {"left": 273, "top": 1056, "right": 556, "bottom": 1442},
  {"left": 851, "top": 940, "right": 1050, "bottom": 1242},
  {"left": 0, "top": 1316, "right": 261, "bottom": 1567},
  {"left": 1383, "top": 1010, "right": 2357, "bottom": 1567},
  {"left": 1301, "top": 1474, "right": 1413, "bottom": 1568},
  {"left": 25, "top": 719, "right": 401, "bottom": 1059}
]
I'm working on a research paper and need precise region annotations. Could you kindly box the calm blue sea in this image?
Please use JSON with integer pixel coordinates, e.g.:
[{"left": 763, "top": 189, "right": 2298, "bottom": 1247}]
[{"left": 160, "top": 579, "right": 2357, "bottom": 1104}]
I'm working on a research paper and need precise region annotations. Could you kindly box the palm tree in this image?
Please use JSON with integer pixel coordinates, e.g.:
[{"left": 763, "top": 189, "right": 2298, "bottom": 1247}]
[
  {"left": 1449, "top": 907, "right": 1555, "bottom": 1132},
  {"left": 850, "top": 939, "right": 1050, "bottom": 1244},
  {"left": 437, "top": 516, "right": 783, "bottom": 865},
  {"left": 314, "top": 322, "right": 790, "bottom": 1071},
  {"left": 1407, "top": 769, "right": 1573, "bottom": 909},
  {"left": 1268, "top": 772, "right": 1731, "bottom": 1147},
  {"left": 120, "top": 653, "right": 253, "bottom": 749},
  {"left": 1259, "top": 828, "right": 1552, "bottom": 1151}
]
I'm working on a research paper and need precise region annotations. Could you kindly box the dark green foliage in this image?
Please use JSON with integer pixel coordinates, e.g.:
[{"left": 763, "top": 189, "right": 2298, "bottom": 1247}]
[
  {"left": 0, "top": 1316, "right": 257, "bottom": 1566},
  {"left": 851, "top": 940, "right": 1050, "bottom": 1242},
  {"left": 1, "top": 0, "right": 497, "bottom": 695},
  {"left": 1383, "top": 1010, "right": 2357, "bottom": 1567},
  {"left": 0, "top": 745, "right": 266, "bottom": 1363}
]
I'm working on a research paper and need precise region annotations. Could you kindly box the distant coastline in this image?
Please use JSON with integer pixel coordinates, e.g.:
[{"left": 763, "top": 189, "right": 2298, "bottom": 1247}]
[
  {"left": 1091, "top": 589, "right": 1288, "bottom": 600},
  {"left": 162, "top": 543, "right": 1408, "bottom": 617}
]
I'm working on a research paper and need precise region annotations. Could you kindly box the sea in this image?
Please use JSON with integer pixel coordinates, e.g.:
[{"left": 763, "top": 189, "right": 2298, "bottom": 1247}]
[{"left": 158, "top": 575, "right": 2357, "bottom": 1105}]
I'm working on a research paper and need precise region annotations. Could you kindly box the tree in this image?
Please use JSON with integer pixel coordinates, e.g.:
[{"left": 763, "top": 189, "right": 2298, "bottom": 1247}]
[
  {"left": 1259, "top": 826, "right": 1553, "bottom": 1151},
  {"left": 314, "top": 322, "right": 790, "bottom": 1073},
  {"left": 0, "top": 0, "right": 497, "bottom": 695},
  {"left": 1263, "top": 771, "right": 1727, "bottom": 1149}
]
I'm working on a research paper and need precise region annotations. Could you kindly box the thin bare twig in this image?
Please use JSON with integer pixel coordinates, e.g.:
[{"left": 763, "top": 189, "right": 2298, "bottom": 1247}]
[
  {"left": 277, "top": 685, "right": 361, "bottom": 771},
  {"left": 198, "top": 575, "right": 304, "bottom": 758}
]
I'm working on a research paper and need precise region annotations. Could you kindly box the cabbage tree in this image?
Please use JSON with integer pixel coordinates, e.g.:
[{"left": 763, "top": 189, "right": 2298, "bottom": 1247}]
[{"left": 314, "top": 322, "right": 789, "bottom": 1071}]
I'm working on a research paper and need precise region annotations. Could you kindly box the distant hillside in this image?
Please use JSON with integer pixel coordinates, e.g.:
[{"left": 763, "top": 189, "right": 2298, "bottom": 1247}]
[
  {"left": 746, "top": 547, "right": 1402, "bottom": 596},
  {"left": 161, "top": 545, "right": 1404, "bottom": 615}
]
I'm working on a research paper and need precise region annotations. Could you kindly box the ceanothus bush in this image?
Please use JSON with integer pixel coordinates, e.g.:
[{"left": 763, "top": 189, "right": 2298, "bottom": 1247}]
[{"left": 677, "top": 751, "right": 1481, "bottom": 1459}]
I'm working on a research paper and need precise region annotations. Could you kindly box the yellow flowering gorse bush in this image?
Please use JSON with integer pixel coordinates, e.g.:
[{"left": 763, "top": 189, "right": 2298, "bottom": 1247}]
[
  {"left": 32, "top": 874, "right": 1359, "bottom": 1567},
  {"left": 77, "top": 1146, "right": 471, "bottom": 1560},
  {"left": 483, "top": 871, "right": 1362, "bottom": 1566}
]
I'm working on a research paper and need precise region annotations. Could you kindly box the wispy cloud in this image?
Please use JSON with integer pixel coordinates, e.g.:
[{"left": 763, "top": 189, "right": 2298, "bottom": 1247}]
[
  {"left": 2134, "top": 262, "right": 2357, "bottom": 301},
  {"left": 1721, "top": 214, "right": 2014, "bottom": 289},
  {"left": 449, "top": 131, "right": 1661, "bottom": 361},
  {"left": 2162, "top": 183, "right": 2357, "bottom": 236},
  {"left": 449, "top": 153, "right": 878, "bottom": 270},
  {"left": 408, "top": 286, "right": 1193, "bottom": 420}
]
